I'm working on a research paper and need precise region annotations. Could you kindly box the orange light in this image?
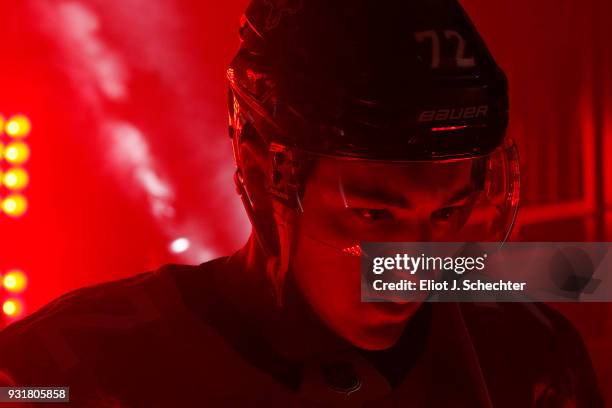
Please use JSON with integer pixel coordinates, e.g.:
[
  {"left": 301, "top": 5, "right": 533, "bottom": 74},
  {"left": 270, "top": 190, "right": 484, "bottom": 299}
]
[
  {"left": 342, "top": 245, "right": 363, "bottom": 257},
  {"left": 5, "top": 115, "right": 31, "bottom": 138},
  {"left": 2, "top": 299, "right": 23, "bottom": 317},
  {"left": 4, "top": 142, "right": 30, "bottom": 164},
  {"left": 2, "top": 168, "right": 29, "bottom": 190},
  {"left": 431, "top": 125, "right": 469, "bottom": 132},
  {"left": 2, "top": 194, "right": 28, "bottom": 217},
  {"left": 3, "top": 271, "right": 27, "bottom": 293},
  {"left": 0, "top": 115, "right": 4, "bottom": 135}
]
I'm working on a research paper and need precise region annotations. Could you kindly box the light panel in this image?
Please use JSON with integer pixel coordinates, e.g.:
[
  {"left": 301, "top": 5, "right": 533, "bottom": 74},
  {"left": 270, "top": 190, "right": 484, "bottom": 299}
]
[{"left": 0, "top": 113, "right": 31, "bottom": 324}]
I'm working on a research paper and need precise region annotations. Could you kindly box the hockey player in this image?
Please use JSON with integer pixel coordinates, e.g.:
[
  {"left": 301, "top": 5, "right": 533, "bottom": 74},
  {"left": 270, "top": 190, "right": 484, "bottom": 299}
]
[{"left": 0, "top": 0, "right": 603, "bottom": 406}]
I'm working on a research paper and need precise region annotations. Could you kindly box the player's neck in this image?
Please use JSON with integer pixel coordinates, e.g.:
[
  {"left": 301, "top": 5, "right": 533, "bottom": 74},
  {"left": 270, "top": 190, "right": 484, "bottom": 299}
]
[{"left": 232, "top": 234, "right": 353, "bottom": 361}]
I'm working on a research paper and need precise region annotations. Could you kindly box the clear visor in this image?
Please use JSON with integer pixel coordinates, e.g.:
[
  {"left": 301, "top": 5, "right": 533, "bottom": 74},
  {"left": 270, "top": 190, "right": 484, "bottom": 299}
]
[{"left": 294, "top": 142, "right": 520, "bottom": 253}]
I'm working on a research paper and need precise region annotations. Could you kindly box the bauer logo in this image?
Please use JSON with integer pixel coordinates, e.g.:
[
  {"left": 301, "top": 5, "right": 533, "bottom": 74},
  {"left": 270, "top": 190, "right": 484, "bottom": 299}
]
[{"left": 418, "top": 105, "right": 489, "bottom": 123}]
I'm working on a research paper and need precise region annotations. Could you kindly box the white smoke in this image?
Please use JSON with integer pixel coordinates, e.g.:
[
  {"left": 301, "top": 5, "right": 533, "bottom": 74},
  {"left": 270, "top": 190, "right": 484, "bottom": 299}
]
[{"left": 29, "top": 0, "right": 237, "bottom": 263}]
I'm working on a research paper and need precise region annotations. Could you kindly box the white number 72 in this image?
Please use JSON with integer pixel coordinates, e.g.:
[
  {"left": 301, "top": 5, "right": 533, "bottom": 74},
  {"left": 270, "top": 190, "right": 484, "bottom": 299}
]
[{"left": 414, "top": 30, "right": 476, "bottom": 69}]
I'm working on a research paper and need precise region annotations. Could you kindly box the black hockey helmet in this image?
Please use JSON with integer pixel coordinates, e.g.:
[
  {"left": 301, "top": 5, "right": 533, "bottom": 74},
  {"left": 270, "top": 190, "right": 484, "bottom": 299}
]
[
  {"left": 228, "top": 0, "right": 510, "bottom": 160},
  {"left": 228, "top": 0, "right": 519, "bottom": 249}
]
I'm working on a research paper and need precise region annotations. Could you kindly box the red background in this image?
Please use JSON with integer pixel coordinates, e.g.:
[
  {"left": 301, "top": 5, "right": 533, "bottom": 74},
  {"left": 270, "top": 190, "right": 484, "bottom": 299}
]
[{"left": 0, "top": 0, "right": 610, "bottom": 401}]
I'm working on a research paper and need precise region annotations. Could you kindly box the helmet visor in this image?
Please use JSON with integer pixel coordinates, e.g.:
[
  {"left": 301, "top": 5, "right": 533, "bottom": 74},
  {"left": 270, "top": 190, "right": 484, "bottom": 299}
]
[{"left": 294, "top": 141, "right": 520, "bottom": 252}]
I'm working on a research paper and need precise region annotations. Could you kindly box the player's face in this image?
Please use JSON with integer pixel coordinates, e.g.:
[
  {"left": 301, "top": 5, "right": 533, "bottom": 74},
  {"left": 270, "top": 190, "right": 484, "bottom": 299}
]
[{"left": 291, "top": 158, "right": 478, "bottom": 350}]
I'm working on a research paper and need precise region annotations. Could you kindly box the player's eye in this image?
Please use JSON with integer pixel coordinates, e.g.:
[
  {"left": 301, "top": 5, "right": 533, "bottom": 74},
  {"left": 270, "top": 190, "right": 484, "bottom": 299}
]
[
  {"left": 351, "top": 208, "right": 395, "bottom": 222},
  {"left": 431, "top": 205, "right": 465, "bottom": 222}
]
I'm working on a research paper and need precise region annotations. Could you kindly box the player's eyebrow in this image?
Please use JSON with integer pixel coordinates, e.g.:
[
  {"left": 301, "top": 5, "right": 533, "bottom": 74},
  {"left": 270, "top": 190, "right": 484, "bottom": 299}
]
[{"left": 443, "top": 184, "right": 477, "bottom": 206}]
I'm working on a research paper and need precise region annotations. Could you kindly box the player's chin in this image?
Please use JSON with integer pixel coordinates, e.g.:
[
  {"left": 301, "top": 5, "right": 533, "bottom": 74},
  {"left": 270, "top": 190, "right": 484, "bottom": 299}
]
[
  {"left": 341, "top": 304, "right": 416, "bottom": 350},
  {"left": 348, "top": 320, "right": 408, "bottom": 351}
]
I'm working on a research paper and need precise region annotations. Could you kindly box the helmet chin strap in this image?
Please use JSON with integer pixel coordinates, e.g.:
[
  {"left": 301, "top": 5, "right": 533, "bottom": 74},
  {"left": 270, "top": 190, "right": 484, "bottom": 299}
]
[
  {"left": 234, "top": 168, "right": 273, "bottom": 255},
  {"left": 267, "top": 201, "right": 298, "bottom": 307},
  {"left": 235, "top": 167, "right": 297, "bottom": 307}
]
